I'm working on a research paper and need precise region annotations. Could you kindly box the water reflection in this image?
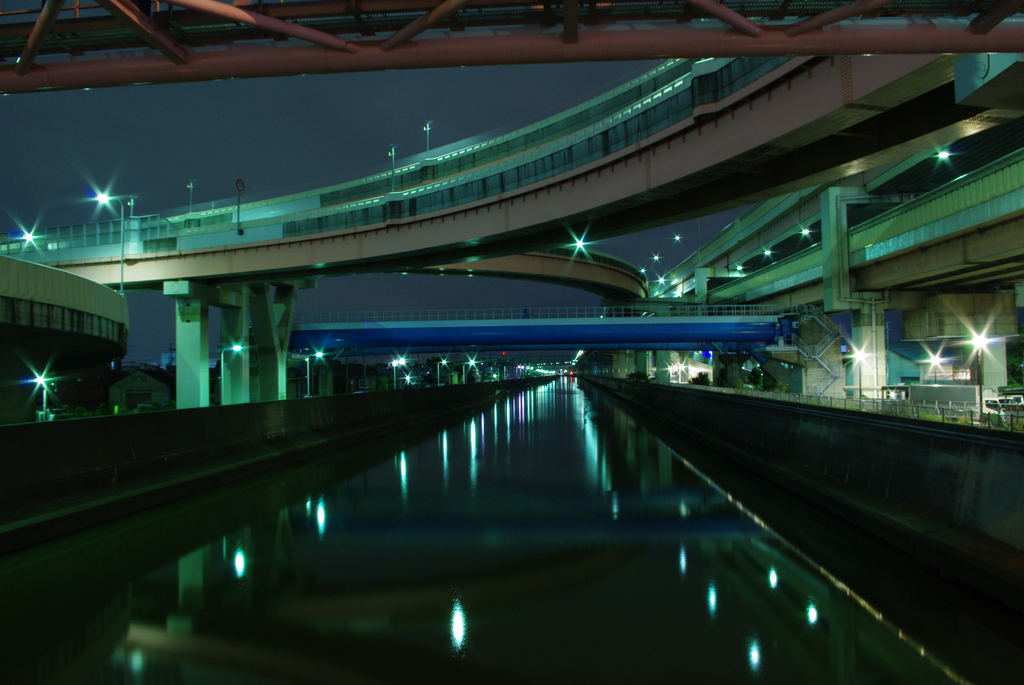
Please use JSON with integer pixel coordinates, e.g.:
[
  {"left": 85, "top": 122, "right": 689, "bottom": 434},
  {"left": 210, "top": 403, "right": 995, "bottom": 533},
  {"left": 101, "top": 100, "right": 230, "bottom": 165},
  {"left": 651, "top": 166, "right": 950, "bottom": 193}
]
[{"left": 0, "top": 378, "right": 1015, "bottom": 684}]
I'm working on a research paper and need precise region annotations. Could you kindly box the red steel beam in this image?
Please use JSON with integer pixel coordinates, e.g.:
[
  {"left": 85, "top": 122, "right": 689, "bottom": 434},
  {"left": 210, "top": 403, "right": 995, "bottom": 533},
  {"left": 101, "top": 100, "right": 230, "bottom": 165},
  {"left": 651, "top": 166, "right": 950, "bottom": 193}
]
[
  {"left": 95, "top": 0, "right": 190, "bottom": 64},
  {"left": 165, "top": 0, "right": 359, "bottom": 53},
  {"left": 380, "top": 0, "right": 475, "bottom": 51},
  {"left": 785, "top": 0, "right": 900, "bottom": 37},
  {"left": 683, "top": 0, "right": 762, "bottom": 36},
  {"left": 969, "top": 0, "right": 1024, "bottom": 34},
  {"left": 5, "top": 20, "right": 1024, "bottom": 94},
  {"left": 15, "top": 0, "right": 66, "bottom": 75}
]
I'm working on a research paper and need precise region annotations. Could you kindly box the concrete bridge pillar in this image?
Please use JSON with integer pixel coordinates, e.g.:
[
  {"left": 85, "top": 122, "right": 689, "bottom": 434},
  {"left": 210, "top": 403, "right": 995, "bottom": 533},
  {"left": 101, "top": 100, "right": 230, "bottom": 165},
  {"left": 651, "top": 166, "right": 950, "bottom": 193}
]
[
  {"left": 219, "top": 284, "right": 251, "bottom": 405},
  {"left": 850, "top": 304, "right": 887, "bottom": 399},
  {"left": 611, "top": 351, "right": 632, "bottom": 378},
  {"left": 166, "top": 283, "right": 210, "bottom": 410},
  {"left": 634, "top": 351, "right": 651, "bottom": 379},
  {"left": 166, "top": 280, "right": 262, "bottom": 409},
  {"left": 250, "top": 283, "right": 297, "bottom": 402},
  {"left": 718, "top": 353, "right": 750, "bottom": 389},
  {"left": 655, "top": 350, "right": 673, "bottom": 384}
]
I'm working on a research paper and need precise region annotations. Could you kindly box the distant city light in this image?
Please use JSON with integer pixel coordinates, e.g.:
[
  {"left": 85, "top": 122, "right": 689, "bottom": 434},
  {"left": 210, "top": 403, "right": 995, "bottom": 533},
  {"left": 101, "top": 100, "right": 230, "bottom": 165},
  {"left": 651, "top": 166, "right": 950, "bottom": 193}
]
[
  {"left": 21, "top": 231, "right": 34, "bottom": 243},
  {"left": 575, "top": 239, "right": 585, "bottom": 249},
  {"left": 763, "top": 249, "right": 771, "bottom": 256},
  {"left": 769, "top": 568, "right": 778, "bottom": 589},
  {"left": 801, "top": 228, "right": 810, "bottom": 235},
  {"left": 707, "top": 584, "right": 717, "bottom": 616},
  {"left": 673, "top": 235, "right": 681, "bottom": 242},
  {"left": 678, "top": 546, "right": 687, "bottom": 575},
  {"left": 937, "top": 150, "right": 950, "bottom": 159},
  {"left": 652, "top": 254, "right": 660, "bottom": 261}
]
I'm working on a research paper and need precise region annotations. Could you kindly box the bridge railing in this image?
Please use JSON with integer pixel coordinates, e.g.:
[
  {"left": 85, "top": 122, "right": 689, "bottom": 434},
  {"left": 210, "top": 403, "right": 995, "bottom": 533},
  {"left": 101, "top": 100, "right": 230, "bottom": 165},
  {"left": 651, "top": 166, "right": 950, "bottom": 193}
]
[
  {"left": 671, "top": 382, "right": 1024, "bottom": 432},
  {"left": 6, "top": 56, "right": 800, "bottom": 260}
]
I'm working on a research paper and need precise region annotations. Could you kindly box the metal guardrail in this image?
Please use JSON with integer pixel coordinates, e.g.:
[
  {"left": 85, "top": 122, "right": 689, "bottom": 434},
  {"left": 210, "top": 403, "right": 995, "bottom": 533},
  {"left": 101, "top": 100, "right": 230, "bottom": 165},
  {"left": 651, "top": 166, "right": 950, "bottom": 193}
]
[{"left": 679, "top": 383, "right": 1024, "bottom": 433}]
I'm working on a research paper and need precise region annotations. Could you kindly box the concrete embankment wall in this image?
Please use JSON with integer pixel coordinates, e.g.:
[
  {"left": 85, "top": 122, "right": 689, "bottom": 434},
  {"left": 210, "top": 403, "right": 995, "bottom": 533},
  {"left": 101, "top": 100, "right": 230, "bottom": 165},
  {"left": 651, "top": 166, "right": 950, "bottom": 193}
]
[
  {"left": 584, "top": 377, "right": 1024, "bottom": 552},
  {"left": 0, "top": 379, "right": 548, "bottom": 551}
]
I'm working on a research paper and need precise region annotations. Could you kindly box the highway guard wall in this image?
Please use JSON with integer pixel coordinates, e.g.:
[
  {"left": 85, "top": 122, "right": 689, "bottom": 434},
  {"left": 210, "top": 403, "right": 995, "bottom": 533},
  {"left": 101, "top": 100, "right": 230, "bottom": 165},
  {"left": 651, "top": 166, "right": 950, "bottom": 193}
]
[
  {"left": 0, "top": 379, "right": 548, "bottom": 552},
  {"left": 584, "top": 377, "right": 1024, "bottom": 552}
]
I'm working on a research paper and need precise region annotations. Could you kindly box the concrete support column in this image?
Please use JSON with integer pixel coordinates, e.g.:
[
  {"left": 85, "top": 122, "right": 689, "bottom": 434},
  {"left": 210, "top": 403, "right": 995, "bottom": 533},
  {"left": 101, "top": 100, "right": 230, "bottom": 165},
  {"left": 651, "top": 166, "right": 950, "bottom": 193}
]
[
  {"left": 850, "top": 304, "right": 886, "bottom": 399},
  {"left": 611, "top": 351, "right": 631, "bottom": 378},
  {"left": 718, "top": 353, "right": 750, "bottom": 389},
  {"left": 250, "top": 283, "right": 297, "bottom": 402},
  {"left": 220, "top": 284, "right": 250, "bottom": 405},
  {"left": 634, "top": 351, "right": 651, "bottom": 379},
  {"left": 655, "top": 350, "right": 672, "bottom": 384},
  {"left": 980, "top": 340, "right": 1008, "bottom": 399},
  {"left": 820, "top": 185, "right": 865, "bottom": 313},
  {"left": 173, "top": 294, "right": 210, "bottom": 409}
]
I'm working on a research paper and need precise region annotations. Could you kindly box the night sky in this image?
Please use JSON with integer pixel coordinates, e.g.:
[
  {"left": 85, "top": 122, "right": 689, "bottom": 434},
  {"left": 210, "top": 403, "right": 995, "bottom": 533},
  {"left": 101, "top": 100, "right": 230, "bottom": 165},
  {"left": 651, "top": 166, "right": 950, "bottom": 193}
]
[{"left": 1, "top": 61, "right": 738, "bottom": 363}]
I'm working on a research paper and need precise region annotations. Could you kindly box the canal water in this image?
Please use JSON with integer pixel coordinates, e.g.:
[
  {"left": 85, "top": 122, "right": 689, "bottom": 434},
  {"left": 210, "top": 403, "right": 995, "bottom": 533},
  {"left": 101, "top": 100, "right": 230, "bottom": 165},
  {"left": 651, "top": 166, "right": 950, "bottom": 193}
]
[{"left": 1, "top": 377, "right": 1019, "bottom": 683}]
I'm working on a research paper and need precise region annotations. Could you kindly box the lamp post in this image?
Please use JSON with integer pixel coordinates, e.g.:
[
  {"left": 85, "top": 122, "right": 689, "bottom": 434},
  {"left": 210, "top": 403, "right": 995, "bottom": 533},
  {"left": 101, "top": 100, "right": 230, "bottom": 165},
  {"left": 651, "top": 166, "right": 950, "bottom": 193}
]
[
  {"left": 424, "top": 120, "right": 433, "bottom": 157},
  {"left": 437, "top": 358, "right": 448, "bottom": 386},
  {"left": 34, "top": 374, "right": 49, "bottom": 421},
  {"left": 392, "top": 357, "right": 406, "bottom": 389},
  {"left": 928, "top": 354, "right": 941, "bottom": 384},
  {"left": 304, "top": 351, "right": 324, "bottom": 397},
  {"left": 852, "top": 349, "right": 867, "bottom": 404},
  {"left": 220, "top": 344, "right": 243, "bottom": 405},
  {"left": 389, "top": 144, "right": 398, "bottom": 192},
  {"left": 187, "top": 179, "right": 195, "bottom": 213},
  {"left": 972, "top": 335, "right": 988, "bottom": 415},
  {"left": 96, "top": 193, "right": 135, "bottom": 294},
  {"left": 463, "top": 358, "right": 476, "bottom": 384}
]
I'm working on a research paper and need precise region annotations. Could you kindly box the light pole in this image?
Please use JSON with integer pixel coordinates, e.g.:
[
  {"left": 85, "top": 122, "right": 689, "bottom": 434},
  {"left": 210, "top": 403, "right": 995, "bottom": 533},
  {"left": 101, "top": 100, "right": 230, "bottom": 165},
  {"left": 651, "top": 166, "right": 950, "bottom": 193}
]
[
  {"left": 187, "top": 179, "right": 195, "bottom": 213},
  {"left": 389, "top": 144, "right": 398, "bottom": 192},
  {"left": 972, "top": 335, "right": 988, "bottom": 415},
  {"left": 437, "top": 358, "right": 448, "bottom": 386},
  {"left": 392, "top": 357, "right": 406, "bottom": 389},
  {"left": 424, "top": 120, "right": 433, "bottom": 157},
  {"left": 853, "top": 349, "right": 867, "bottom": 403},
  {"left": 96, "top": 193, "right": 135, "bottom": 294},
  {"left": 34, "top": 374, "right": 49, "bottom": 421},
  {"left": 929, "top": 353, "right": 941, "bottom": 384},
  {"left": 304, "top": 351, "right": 324, "bottom": 397},
  {"left": 220, "top": 344, "right": 242, "bottom": 405},
  {"left": 463, "top": 358, "right": 477, "bottom": 384}
]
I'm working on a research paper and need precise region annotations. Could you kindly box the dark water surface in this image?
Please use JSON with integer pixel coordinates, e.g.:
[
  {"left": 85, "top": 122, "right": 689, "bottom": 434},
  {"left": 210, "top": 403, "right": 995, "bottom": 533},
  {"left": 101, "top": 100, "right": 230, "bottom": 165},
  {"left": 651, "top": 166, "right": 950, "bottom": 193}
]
[{"left": 1, "top": 378, "right": 1014, "bottom": 683}]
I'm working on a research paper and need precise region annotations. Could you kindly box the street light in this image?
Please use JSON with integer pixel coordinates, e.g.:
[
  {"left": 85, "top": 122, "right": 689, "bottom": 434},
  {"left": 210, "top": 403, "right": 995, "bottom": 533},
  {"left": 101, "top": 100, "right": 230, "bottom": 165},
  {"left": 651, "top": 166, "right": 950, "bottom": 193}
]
[
  {"left": 972, "top": 334, "right": 989, "bottom": 414},
  {"left": 463, "top": 357, "right": 477, "bottom": 384},
  {"left": 187, "top": 179, "right": 195, "bottom": 213},
  {"left": 928, "top": 353, "right": 942, "bottom": 384},
  {"left": 392, "top": 357, "right": 406, "bottom": 389},
  {"left": 852, "top": 349, "right": 867, "bottom": 403},
  {"left": 220, "top": 344, "right": 243, "bottom": 405},
  {"left": 389, "top": 143, "right": 398, "bottom": 192},
  {"left": 34, "top": 374, "right": 50, "bottom": 421},
  {"left": 424, "top": 120, "right": 433, "bottom": 157},
  {"left": 97, "top": 192, "right": 136, "bottom": 294},
  {"left": 437, "top": 358, "right": 448, "bottom": 386},
  {"left": 305, "top": 351, "right": 325, "bottom": 397}
]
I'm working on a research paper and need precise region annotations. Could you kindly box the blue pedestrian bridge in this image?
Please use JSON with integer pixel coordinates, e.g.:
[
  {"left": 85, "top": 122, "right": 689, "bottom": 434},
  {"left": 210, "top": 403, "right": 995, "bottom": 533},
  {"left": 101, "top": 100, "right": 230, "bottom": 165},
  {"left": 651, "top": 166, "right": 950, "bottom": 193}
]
[{"left": 290, "top": 304, "right": 807, "bottom": 355}]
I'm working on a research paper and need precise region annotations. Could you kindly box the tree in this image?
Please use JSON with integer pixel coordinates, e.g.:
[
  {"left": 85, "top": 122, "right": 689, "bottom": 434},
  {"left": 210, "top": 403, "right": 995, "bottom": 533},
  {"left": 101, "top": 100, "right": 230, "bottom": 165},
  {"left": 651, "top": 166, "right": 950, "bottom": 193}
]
[{"left": 689, "top": 372, "right": 711, "bottom": 386}]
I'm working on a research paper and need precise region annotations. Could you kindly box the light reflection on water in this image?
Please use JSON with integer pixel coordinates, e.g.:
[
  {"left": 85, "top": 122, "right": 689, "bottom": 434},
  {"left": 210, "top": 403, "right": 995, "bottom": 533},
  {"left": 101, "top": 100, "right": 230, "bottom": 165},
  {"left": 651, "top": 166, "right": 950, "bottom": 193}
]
[{"left": 0, "top": 378, "right": 992, "bottom": 684}]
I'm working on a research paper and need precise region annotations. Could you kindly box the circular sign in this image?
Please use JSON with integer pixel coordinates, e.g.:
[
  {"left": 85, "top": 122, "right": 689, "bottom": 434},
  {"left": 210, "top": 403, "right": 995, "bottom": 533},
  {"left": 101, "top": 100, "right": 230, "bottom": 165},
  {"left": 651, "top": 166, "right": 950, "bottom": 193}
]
[{"left": 235, "top": 179, "right": 245, "bottom": 193}]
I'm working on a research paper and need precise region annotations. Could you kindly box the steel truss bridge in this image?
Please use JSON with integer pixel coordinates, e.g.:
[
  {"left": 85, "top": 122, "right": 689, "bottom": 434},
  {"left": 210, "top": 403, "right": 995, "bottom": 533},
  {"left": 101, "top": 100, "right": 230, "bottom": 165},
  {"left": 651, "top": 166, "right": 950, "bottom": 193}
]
[{"left": 2, "top": 0, "right": 1024, "bottom": 93}]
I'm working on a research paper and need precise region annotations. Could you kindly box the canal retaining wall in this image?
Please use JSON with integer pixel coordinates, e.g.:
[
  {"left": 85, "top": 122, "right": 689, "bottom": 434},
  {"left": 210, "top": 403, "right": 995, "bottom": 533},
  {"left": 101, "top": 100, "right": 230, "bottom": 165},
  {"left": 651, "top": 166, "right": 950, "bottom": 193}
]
[
  {"left": 584, "top": 377, "right": 1024, "bottom": 604},
  {"left": 0, "top": 379, "right": 549, "bottom": 552}
]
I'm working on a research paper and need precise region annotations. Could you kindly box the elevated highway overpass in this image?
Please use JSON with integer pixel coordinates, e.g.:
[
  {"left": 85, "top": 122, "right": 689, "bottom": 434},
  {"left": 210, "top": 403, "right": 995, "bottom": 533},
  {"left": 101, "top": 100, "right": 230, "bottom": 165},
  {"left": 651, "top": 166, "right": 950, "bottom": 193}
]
[{"left": 5, "top": 54, "right": 1022, "bottom": 409}]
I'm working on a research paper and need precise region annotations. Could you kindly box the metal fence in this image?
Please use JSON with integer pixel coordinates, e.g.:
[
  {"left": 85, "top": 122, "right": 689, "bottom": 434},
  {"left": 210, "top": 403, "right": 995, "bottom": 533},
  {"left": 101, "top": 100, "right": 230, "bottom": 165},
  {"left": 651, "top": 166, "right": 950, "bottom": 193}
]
[{"left": 676, "top": 382, "right": 1024, "bottom": 432}]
